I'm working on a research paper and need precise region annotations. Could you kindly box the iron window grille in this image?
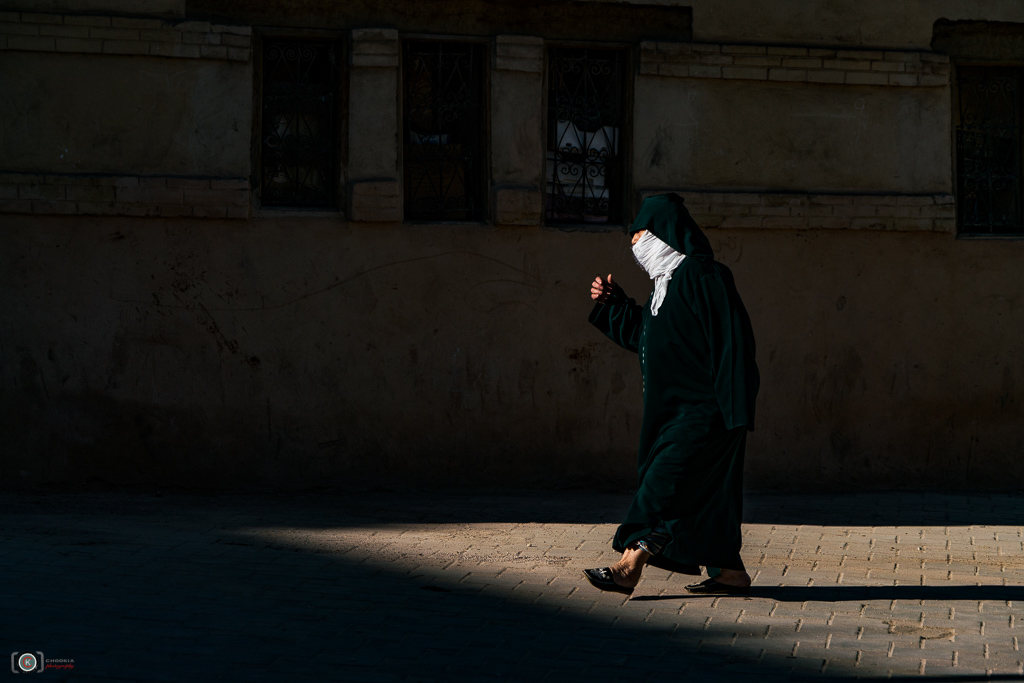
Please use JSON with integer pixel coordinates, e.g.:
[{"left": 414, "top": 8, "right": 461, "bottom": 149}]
[
  {"left": 955, "top": 66, "right": 1023, "bottom": 234},
  {"left": 403, "top": 41, "right": 485, "bottom": 222},
  {"left": 260, "top": 40, "right": 339, "bottom": 208},
  {"left": 546, "top": 46, "right": 626, "bottom": 225}
]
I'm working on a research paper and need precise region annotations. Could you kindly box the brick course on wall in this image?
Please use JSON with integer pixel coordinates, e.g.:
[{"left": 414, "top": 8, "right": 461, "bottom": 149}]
[
  {"left": 0, "top": 11, "right": 251, "bottom": 61},
  {"left": 640, "top": 42, "right": 950, "bottom": 86},
  {"left": 666, "top": 191, "right": 956, "bottom": 232},
  {"left": 0, "top": 172, "right": 956, "bottom": 230},
  {"left": 0, "top": 173, "right": 250, "bottom": 219}
]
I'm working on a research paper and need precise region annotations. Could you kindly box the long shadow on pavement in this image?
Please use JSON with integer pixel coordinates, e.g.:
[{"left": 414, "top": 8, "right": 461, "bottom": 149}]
[
  {"left": 743, "top": 492, "right": 1024, "bottom": 527},
  {"left": 244, "top": 490, "right": 1024, "bottom": 526},
  {"left": 9, "top": 489, "right": 1024, "bottom": 526},
  {"left": 3, "top": 492, "right": 982, "bottom": 683},
  {"left": 1, "top": 532, "right": 821, "bottom": 683},
  {"left": 632, "top": 585, "right": 1024, "bottom": 602},
  {"left": 4, "top": 492, "right": 1024, "bottom": 682}
]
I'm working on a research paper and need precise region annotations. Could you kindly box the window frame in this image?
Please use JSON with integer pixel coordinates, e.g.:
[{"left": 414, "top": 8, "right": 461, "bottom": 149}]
[
  {"left": 251, "top": 27, "right": 348, "bottom": 215},
  {"left": 398, "top": 33, "right": 491, "bottom": 225},
  {"left": 951, "top": 59, "right": 1024, "bottom": 239},
  {"left": 542, "top": 40, "right": 634, "bottom": 231}
]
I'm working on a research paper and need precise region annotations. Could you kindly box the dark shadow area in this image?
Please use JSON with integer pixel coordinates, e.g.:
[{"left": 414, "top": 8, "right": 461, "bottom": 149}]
[
  {"left": 891, "top": 677, "right": 1024, "bottom": 682},
  {"left": 743, "top": 491, "right": 1024, "bottom": 527},
  {"left": 5, "top": 489, "right": 1024, "bottom": 528},
  {"left": 631, "top": 585, "right": 1024, "bottom": 603},
  {"left": 188, "top": 0, "right": 693, "bottom": 44},
  {"left": 932, "top": 18, "right": 1024, "bottom": 63},
  {"left": 2, "top": 489, "right": 635, "bottom": 526},
  {"left": 9, "top": 493, "right": 1010, "bottom": 681},
  {"left": 1, "top": 506, "right": 832, "bottom": 682}
]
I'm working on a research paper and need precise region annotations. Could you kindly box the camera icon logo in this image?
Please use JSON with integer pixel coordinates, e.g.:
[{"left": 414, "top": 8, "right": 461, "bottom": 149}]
[{"left": 10, "top": 652, "right": 44, "bottom": 673}]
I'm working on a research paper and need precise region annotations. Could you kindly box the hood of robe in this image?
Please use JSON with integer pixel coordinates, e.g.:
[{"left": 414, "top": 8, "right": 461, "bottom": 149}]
[{"left": 629, "top": 193, "right": 713, "bottom": 258}]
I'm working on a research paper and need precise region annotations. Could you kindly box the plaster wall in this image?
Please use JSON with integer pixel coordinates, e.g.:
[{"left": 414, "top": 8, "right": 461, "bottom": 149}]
[
  {"left": 2, "top": 0, "right": 1023, "bottom": 491},
  {"left": 0, "top": 52, "right": 251, "bottom": 177},
  {"left": 685, "top": 0, "right": 1024, "bottom": 50},
  {"left": 1, "top": 216, "right": 1021, "bottom": 490},
  {"left": 632, "top": 77, "right": 952, "bottom": 194},
  {"left": 490, "top": 69, "right": 543, "bottom": 188},
  {"left": 348, "top": 61, "right": 398, "bottom": 182},
  {"left": 5, "top": 0, "right": 1024, "bottom": 49},
  {"left": 0, "top": 0, "right": 183, "bottom": 17}
]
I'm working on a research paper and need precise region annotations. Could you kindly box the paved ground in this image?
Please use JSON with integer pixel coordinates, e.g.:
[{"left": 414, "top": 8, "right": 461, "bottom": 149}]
[{"left": 2, "top": 490, "right": 1024, "bottom": 682}]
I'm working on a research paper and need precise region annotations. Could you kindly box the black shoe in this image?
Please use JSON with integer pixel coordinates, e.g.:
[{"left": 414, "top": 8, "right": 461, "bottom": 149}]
[
  {"left": 685, "top": 577, "right": 750, "bottom": 595},
  {"left": 582, "top": 567, "right": 635, "bottom": 595}
]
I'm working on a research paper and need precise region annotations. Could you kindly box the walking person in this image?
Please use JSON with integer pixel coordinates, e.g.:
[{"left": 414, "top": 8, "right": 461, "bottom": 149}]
[{"left": 583, "top": 193, "right": 760, "bottom": 595}]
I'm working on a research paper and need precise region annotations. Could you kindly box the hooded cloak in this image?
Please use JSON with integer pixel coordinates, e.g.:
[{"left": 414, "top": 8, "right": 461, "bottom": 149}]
[{"left": 588, "top": 192, "right": 759, "bottom": 574}]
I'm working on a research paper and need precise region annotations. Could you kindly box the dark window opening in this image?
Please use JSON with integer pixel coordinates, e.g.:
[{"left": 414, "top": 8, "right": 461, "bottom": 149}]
[
  {"left": 403, "top": 41, "right": 485, "bottom": 222},
  {"left": 260, "top": 40, "right": 338, "bottom": 208},
  {"left": 955, "top": 66, "right": 1023, "bottom": 234},
  {"left": 546, "top": 46, "right": 626, "bottom": 225}
]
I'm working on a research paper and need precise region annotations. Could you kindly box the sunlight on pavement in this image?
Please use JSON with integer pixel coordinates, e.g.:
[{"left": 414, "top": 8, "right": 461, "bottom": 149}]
[{"left": 231, "top": 520, "right": 1024, "bottom": 678}]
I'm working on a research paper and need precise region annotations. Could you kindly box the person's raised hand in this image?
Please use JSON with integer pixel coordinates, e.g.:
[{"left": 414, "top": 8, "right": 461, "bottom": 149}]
[{"left": 590, "top": 274, "right": 624, "bottom": 304}]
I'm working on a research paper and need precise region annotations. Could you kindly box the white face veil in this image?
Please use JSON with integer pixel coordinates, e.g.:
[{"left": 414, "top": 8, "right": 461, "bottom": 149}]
[{"left": 631, "top": 231, "right": 686, "bottom": 316}]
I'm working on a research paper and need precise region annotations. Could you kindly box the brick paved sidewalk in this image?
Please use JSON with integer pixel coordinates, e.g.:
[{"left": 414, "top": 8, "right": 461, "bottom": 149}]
[{"left": 2, "top": 490, "right": 1023, "bottom": 681}]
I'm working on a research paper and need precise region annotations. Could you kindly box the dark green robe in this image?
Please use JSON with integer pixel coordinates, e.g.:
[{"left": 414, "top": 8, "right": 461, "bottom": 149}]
[{"left": 589, "top": 193, "right": 759, "bottom": 575}]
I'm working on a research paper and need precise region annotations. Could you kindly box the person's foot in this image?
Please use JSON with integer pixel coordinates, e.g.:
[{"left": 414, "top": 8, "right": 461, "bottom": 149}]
[{"left": 607, "top": 545, "right": 650, "bottom": 589}]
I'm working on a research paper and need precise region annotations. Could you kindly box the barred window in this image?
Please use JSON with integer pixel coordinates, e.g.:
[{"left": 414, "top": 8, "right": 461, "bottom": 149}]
[
  {"left": 260, "top": 40, "right": 339, "bottom": 209},
  {"left": 403, "top": 41, "right": 485, "bottom": 222},
  {"left": 546, "top": 47, "right": 626, "bottom": 225},
  {"left": 955, "top": 66, "right": 1023, "bottom": 234}
]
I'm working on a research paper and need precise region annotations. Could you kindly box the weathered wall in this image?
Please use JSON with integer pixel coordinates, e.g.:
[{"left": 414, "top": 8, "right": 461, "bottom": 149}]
[
  {"left": 686, "top": 0, "right": 1024, "bottom": 49},
  {"left": 0, "top": 0, "right": 183, "bottom": 17},
  {"left": 1, "top": 0, "right": 1023, "bottom": 491},
  {"left": 5, "top": 0, "right": 1024, "bottom": 48},
  {"left": 633, "top": 78, "right": 951, "bottom": 193},
  {"left": 0, "top": 52, "right": 251, "bottom": 176},
  {"left": 2, "top": 217, "right": 1022, "bottom": 490},
  {"left": 185, "top": 0, "right": 694, "bottom": 43}
]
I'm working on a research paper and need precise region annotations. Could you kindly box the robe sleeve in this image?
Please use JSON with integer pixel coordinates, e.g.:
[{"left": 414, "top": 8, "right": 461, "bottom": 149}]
[
  {"left": 589, "top": 296, "right": 644, "bottom": 354},
  {"left": 688, "top": 262, "right": 760, "bottom": 431}
]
